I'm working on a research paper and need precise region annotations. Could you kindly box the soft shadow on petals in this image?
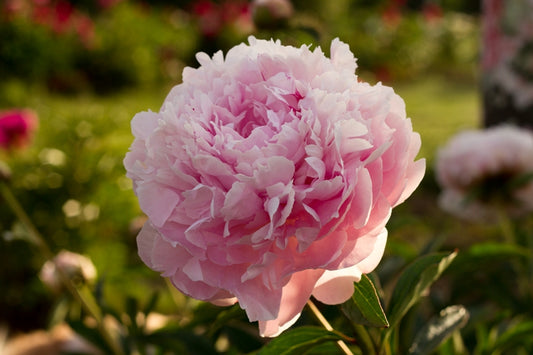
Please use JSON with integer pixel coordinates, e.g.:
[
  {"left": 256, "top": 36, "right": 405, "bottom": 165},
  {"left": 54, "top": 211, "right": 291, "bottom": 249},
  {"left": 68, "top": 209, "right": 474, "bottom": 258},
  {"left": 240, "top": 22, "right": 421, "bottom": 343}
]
[
  {"left": 259, "top": 269, "right": 324, "bottom": 337},
  {"left": 312, "top": 229, "right": 387, "bottom": 305}
]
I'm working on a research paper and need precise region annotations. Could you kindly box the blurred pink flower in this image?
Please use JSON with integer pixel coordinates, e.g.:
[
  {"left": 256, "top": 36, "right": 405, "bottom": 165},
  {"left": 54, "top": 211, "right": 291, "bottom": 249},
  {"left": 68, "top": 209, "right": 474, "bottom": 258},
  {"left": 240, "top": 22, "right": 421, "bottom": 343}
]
[
  {"left": 28, "top": 0, "right": 95, "bottom": 46},
  {"left": 192, "top": 0, "right": 223, "bottom": 38},
  {"left": 422, "top": 3, "right": 443, "bottom": 23},
  {"left": 40, "top": 250, "right": 97, "bottom": 292},
  {"left": 2, "top": 0, "right": 29, "bottom": 18},
  {"left": 192, "top": 0, "right": 252, "bottom": 38},
  {"left": 73, "top": 12, "right": 95, "bottom": 47},
  {"left": 436, "top": 125, "right": 533, "bottom": 220},
  {"left": 0, "top": 109, "right": 38, "bottom": 151},
  {"left": 381, "top": 3, "right": 402, "bottom": 27},
  {"left": 98, "top": 0, "right": 122, "bottom": 10},
  {"left": 251, "top": 0, "right": 293, "bottom": 28},
  {"left": 124, "top": 37, "right": 425, "bottom": 336}
]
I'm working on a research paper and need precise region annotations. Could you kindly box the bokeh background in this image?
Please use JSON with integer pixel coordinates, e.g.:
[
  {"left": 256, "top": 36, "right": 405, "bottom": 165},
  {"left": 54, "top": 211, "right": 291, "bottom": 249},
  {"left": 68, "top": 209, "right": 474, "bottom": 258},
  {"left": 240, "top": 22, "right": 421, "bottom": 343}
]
[{"left": 4, "top": 1, "right": 530, "bottom": 354}]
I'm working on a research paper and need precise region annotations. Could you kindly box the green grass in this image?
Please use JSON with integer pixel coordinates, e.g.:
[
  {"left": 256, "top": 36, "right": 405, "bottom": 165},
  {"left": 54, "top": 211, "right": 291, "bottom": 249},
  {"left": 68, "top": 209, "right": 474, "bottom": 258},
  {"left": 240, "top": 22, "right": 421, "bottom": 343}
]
[{"left": 394, "top": 75, "right": 481, "bottom": 164}]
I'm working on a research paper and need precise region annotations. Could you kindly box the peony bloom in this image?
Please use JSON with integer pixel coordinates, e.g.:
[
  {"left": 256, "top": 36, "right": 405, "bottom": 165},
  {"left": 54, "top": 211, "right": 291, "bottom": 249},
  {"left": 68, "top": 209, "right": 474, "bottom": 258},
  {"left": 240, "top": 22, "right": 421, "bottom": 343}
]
[
  {"left": 0, "top": 109, "right": 38, "bottom": 151},
  {"left": 124, "top": 37, "right": 425, "bottom": 337},
  {"left": 436, "top": 125, "right": 533, "bottom": 221},
  {"left": 40, "top": 250, "right": 97, "bottom": 292}
]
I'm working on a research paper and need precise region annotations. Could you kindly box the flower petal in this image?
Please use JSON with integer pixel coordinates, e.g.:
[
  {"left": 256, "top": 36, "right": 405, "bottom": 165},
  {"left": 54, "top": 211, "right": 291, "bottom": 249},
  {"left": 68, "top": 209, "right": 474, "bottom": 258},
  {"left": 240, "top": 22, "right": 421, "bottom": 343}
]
[
  {"left": 259, "top": 269, "right": 324, "bottom": 337},
  {"left": 312, "top": 229, "right": 387, "bottom": 305}
]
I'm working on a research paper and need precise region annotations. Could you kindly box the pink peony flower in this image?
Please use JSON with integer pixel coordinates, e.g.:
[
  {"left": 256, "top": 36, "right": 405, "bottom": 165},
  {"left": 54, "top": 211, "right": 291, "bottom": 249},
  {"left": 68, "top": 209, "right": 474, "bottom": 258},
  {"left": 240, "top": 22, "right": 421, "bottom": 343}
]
[
  {"left": 40, "top": 250, "right": 97, "bottom": 292},
  {"left": 0, "top": 109, "right": 38, "bottom": 151},
  {"left": 436, "top": 125, "right": 533, "bottom": 221},
  {"left": 124, "top": 37, "right": 425, "bottom": 337}
]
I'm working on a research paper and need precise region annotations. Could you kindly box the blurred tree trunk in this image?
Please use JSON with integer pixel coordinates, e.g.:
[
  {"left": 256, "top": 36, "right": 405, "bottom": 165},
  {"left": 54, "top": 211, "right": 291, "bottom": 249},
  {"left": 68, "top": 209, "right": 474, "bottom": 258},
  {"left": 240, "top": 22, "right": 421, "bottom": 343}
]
[{"left": 482, "top": 0, "right": 533, "bottom": 128}]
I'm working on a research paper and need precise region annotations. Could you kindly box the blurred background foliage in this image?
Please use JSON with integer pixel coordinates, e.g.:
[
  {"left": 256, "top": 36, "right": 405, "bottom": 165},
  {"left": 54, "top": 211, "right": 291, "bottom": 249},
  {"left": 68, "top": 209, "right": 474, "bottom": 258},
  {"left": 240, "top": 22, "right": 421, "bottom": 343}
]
[
  {"left": 5, "top": 0, "right": 530, "bottom": 354},
  {"left": 0, "top": 0, "right": 480, "bottom": 92}
]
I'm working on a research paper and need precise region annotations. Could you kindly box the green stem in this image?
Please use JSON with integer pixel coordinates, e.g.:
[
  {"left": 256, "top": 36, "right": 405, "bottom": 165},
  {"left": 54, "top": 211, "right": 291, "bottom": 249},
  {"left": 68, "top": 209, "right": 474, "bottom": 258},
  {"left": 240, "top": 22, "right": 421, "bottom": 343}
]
[
  {"left": 526, "top": 231, "right": 533, "bottom": 293},
  {"left": 495, "top": 208, "right": 533, "bottom": 300},
  {"left": 306, "top": 299, "right": 354, "bottom": 355},
  {"left": 0, "top": 181, "right": 48, "bottom": 253},
  {"left": 0, "top": 181, "right": 124, "bottom": 355},
  {"left": 352, "top": 324, "right": 376, "bottom": 355},
  {"left": 379, "top": 331, "right": 393, "bottom": 355},
  {"left": 496, "top": 208, "right": 515, "bottom": 244}
]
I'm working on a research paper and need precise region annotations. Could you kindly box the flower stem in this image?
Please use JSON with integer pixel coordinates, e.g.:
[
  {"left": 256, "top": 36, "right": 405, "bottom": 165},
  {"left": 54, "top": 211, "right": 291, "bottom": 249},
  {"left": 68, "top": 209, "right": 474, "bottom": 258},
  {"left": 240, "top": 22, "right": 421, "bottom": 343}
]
[
  {"left": 496, "top": 208, "right": 515, "bottom": 244},
  {"left": 495, "top": 208, "right": 533, "bottom": 300},
  {"left": 306, "top": 299, "right": 354, "bottom": 355},
  {"left": 0, "top": 181, "right": 124, "bottom": 355}
]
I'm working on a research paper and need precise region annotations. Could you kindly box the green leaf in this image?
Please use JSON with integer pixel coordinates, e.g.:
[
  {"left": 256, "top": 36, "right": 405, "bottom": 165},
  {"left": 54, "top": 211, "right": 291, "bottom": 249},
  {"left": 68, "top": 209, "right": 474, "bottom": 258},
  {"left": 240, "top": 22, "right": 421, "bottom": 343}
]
[
  {"left": 509, "top": 171, "right": 533, "bottom": 189},
  {"left": 125, "top": 296, "right": 140, "bottom": 337},
  {"left": 68, "top": 319, "right": 115, "bottom": 354},
  {"left": 408, "top": 305, "right": 469, "bottom": 355},
  {"left": 449, "top": 242, "right": 531, "bottom": 275},
  {"left": 488, "top": 320, "right": 533, "bottom": 353},
  {"left": 206, "top": 303, "right": 245, "bottom": 337},
  {"left": 257, "top": 326, "right": 348, "bottom": 355},
  {"left": 144, "top": 327, "right": 218, "bottom": 355},
  {"left": 222, "top": 323, "right": 265, "bottom": 353},
  {"left": 341, "top": 274, "right": 389, "bottom": 328},
  {"left": 468, "top": 242, "right": 532, "bottom": 259},
  {"left": 387, "top": 251, "right": 457, "bottom": 329},
  {"left": 142, "top": 291, "right": 159, "bottom": 316},
  {"left": 76, "top": 284, "right": 104, "bottom": 323}
]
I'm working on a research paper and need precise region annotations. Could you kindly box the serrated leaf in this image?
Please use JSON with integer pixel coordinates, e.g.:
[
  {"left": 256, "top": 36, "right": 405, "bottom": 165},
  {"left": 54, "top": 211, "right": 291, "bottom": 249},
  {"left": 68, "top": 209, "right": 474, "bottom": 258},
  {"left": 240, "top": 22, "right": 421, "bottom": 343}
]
[
  {"left": 408, "top": 305, "right": 469, "bottom": 355},
  {"left": 341, "top": 274, "right": 389, "bottom": 328},
  {"left": 257, "top": 326, "right": 347, "bottom": 355},
  {"left": 387, "top": 251, "right": 457, "bottom": 329}
]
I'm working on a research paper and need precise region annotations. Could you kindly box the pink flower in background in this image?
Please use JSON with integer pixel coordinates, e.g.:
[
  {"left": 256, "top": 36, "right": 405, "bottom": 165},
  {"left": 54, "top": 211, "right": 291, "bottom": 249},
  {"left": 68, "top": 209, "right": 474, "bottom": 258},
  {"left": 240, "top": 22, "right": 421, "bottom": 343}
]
[
  {"left": 192, "top": 0, "right": 223, "bottom": 38},
  {"left": 0, "top": 109, "right": 38, "bottom": 151},
  {"left": 98, "top": 0, "right": 123, "bottom": 10},
  {"left": 192, "top": 0, "right": 252, "bottom": 38},
  {"left": 40, "top": 250, "right": 97, "bottom": 292},
  {"left": 251, "top": 0, "right": 293, "bottom": 28},
  {"left": 73, "top": 13, "right": 95, "bottom": 47},
  {"left": 381, "top": 3, "right": 402, "bottom": 27},
  {"left": 422, "top": 3, "right": 443, "bottom": 23},
  {"left": 436, "top": 125, "right": 533, "bottom": 220},
  {"left": 124, "top": 37, "right": 425, "bottom": 336}
]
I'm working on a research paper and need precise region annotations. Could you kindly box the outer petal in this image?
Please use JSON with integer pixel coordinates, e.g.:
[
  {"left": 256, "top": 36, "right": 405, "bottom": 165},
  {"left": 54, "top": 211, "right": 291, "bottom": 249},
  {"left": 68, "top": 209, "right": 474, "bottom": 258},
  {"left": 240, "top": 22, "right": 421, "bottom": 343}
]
[
  {"left": 259, "top": 269, "right": 324, "bottom": 337},
  {"left": 137, "top": 222, "right": 159, "bottom": 269},
  {"left": 312, "top": 229, "right": 387, "bottom": 305},
  {"left": 137, "top": 182, "right": 180, "bottom": 227},
  {"left": 211, "top": 297, "right": 238, "bottom": 306},
  {"left": 131, "top": 111, "right": 159, "bottom": 139},
  {"left": 394, "top": 158, "right": 426, "bottom": 206}
]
